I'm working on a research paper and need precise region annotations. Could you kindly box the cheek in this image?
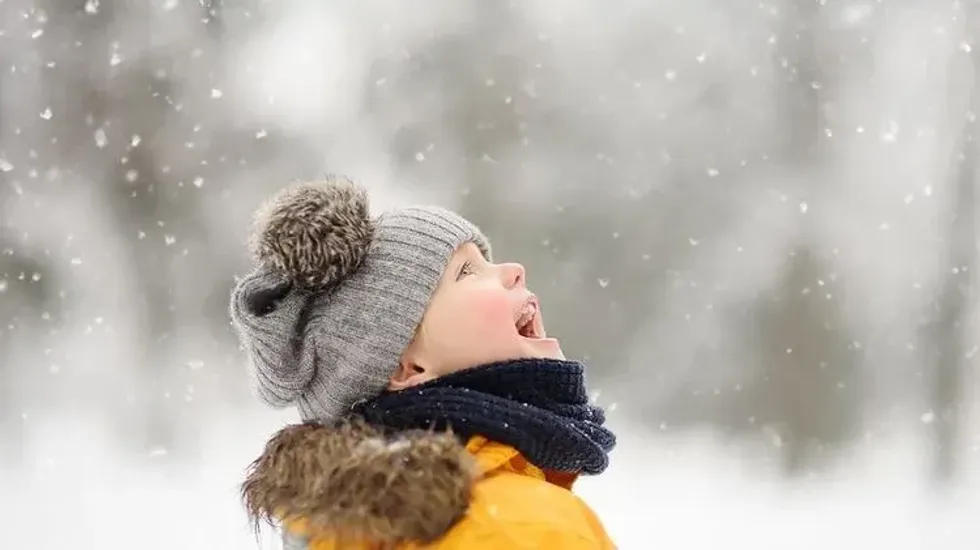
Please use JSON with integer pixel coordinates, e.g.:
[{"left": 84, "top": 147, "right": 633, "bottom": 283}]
[
  {"left": 431, "top": 289, "right": 515, "bottom": 349},
  {"left": 460, "top": 290, "right": 515, "bottom": 337},
  {"left": 421, "top": 287, "right": 521, "bottom": 374}
]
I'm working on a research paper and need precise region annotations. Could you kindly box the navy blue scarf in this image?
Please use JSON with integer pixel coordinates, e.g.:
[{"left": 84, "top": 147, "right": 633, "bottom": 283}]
[{"left": 351, "top": 358, "right": 615, "bottom": 475}]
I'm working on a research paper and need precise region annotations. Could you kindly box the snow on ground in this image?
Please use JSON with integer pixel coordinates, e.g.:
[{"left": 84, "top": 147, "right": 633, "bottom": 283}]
[
  {"left": 1, "top": 410, "right": 976, "bottom": 549},
  {"left": 576, "top": 419, "right": 978, "bottom": 549}
]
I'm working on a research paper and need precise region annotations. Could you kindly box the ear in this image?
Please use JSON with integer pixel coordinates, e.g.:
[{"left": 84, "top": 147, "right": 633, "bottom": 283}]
[{"left": 388, "top": 359, "right": 431, "bottom": 391}]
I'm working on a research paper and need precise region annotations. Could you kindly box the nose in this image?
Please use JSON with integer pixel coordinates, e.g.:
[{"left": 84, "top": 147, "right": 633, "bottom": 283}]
[{"left": 499, "top": 262, "right": 526, "bottom": 289}]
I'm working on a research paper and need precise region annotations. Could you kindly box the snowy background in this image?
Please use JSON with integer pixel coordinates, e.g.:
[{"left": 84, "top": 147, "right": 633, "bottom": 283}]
[{"left": 1, "top": 0, "right": 978, "bottom": 548}]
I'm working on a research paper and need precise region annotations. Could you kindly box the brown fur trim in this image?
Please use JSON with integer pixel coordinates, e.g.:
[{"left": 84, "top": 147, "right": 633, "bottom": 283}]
[{"left": 242, "top": 420, "right": 476, "bottom": 545}]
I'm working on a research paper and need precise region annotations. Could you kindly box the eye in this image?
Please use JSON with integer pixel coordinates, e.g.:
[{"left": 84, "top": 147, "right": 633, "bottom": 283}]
[{"left": 456, "top": 260, "right": 474, "bottom": 281}]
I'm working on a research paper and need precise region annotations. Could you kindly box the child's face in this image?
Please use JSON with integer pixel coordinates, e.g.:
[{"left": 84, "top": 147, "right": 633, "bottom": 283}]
[{"left": 389, "top": 242, "right": 564, "bottom": 389}]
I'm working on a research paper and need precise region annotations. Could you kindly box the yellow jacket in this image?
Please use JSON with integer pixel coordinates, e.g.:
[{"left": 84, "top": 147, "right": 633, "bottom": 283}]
[{"left": 242, "top": 422, "right": 615, "bottom": 549}]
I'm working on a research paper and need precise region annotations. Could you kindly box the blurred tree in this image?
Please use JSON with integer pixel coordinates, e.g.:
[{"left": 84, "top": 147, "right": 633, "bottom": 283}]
[
  {"left": 20, "top": 0, "right": 272, "bottom": 461},
  {"left": 0, "top": 240, "right": 58, "bottom": 468},
  {"left": 35, "top": 0, "right": 182, "bottom": 460},
  {"left": 922, "top": 29, "right": 979, "bottom": 483},
  {"left": 749, "top": 247, "right": 864, "bottom": 474},
  {"left": 752, "top": 0, "right": 865, "bottom": 475},
  {"left": 0, "top": 0, "right": 63, "bottom": 468},
  {"left": 657, "top": 0, "right": 865, "bottom": 475}
]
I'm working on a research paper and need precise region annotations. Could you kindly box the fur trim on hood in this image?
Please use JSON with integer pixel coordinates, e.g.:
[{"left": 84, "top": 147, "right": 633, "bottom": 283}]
[{"left": 241, "top": 420, "right": 476, "bottom": 545}]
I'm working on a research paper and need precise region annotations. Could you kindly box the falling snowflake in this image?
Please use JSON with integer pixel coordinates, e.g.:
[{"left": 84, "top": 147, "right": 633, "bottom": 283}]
[
  {"left": 880, "top": 120, "right": 899, "bottom": 142},
  {"left": 94, "top": 128, "right": 108, "bottom": 148},
  {"left": 842, "top": 4, "right": 874, "bottom": 25}
]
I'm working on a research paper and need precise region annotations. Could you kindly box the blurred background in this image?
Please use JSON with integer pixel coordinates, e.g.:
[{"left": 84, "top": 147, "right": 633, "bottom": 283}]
[{"left": 1, "top": 0, "right": 978, "bottom": 548}]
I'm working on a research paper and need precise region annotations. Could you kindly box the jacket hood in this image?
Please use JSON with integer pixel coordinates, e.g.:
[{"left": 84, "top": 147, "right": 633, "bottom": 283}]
[{"left": 241, "top": 420, "right": 477, "bottom": 546}]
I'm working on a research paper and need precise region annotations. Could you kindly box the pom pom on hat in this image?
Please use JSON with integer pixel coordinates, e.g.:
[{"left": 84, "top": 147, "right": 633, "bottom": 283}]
[{"left": 249, "top": 176, "right": 374, "bottom": 291}]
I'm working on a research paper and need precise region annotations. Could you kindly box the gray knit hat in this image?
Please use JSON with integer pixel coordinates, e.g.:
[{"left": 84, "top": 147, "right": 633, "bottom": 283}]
[{"left": 229, "top": 176, "right": 491, "bottom": 423}]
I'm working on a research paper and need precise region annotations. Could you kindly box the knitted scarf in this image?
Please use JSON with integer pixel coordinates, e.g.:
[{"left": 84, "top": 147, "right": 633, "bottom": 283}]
[{"left": 352, "top": 358, "right": 615, "bottom": 475}]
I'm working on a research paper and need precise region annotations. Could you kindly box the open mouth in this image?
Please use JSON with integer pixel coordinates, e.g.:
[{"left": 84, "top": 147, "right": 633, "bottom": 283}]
[{"left": 515, "top": 295, "right": 546, "bottom": 339}]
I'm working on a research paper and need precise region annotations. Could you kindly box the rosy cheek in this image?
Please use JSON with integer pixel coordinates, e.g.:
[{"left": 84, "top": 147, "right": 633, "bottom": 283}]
[{"left": 467, "top": 290, "right": 515, "bottom": 332}]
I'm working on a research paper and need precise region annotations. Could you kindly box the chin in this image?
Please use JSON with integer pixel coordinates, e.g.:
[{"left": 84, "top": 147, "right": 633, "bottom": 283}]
[{"left": 520, "top": 337, "right": 565, "bottom": 360}]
